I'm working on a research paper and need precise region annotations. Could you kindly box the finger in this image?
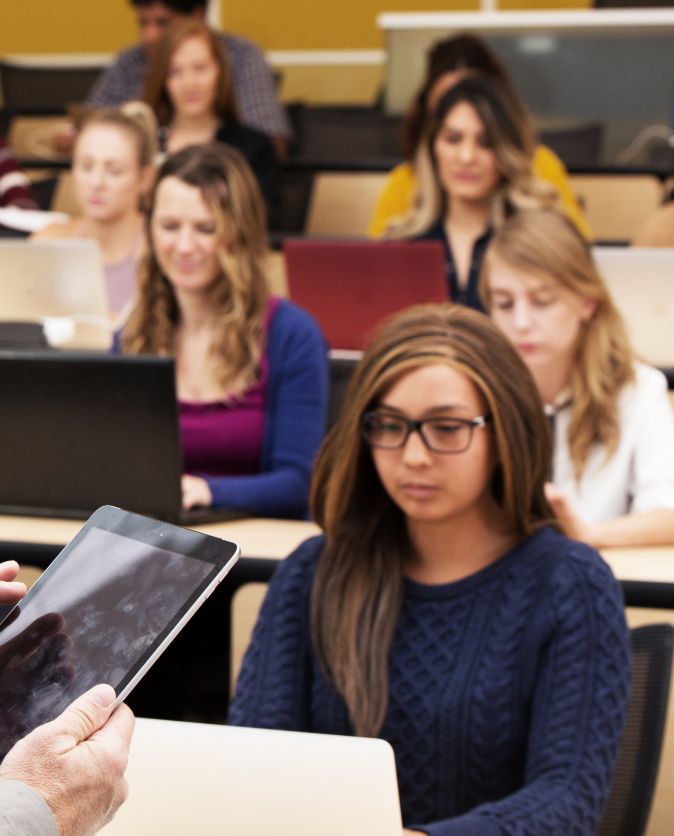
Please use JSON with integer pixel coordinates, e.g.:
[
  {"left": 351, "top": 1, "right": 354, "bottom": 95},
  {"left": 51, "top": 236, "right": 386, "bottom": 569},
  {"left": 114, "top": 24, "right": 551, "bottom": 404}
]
[
  {"left": 44, "top": 684, "right": 117, "bottom": 751},
  {"left": 0, "top": 561, "right": 20, "bottom": 583},
  {"left": 90, "top": 702, "right": 136, "bottom": 754},
  {"left": 0, "top": 582, "right": 27, "bottom": 606}
]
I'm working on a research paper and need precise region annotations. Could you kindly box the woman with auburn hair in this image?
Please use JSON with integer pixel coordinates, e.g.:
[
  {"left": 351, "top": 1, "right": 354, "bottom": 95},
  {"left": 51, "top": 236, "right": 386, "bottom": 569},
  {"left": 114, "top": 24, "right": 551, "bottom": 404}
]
[
  {"left": 386, "top": 76, "right": 555, "bottom": 311},
  {"left": 229, "top": 303, "right": 630, "bottom": 834},
  {"left": 369, "top": 32, "right": 589, "bottom": 239},
  {"left": 143, "top": 19, "right": 279, "bottom": 218},
  {"left": 119, "top": 142, "right": 327, "bottom": 516},
  {"left": 34, "top": 102, "right": 157, "bottom": 316},
  {"left": 483, "top": 208, "right": 674, "bottom": 546}
]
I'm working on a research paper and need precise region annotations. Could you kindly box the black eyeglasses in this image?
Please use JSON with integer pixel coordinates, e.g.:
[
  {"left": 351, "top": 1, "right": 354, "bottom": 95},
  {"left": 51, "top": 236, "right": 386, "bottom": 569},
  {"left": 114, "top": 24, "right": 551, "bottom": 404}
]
[{"left": 362, "top": 411, "right": 491, "bottom": 454}]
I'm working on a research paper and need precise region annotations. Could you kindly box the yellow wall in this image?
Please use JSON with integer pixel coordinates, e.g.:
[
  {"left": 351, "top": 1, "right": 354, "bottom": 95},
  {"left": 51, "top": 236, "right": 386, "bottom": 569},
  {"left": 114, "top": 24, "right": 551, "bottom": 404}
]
[
  {"left": 2, "top": 0, "right": 137, "bottom": 54},
  {"left": 3, "top": 0, "right": 591, "bottom": 54},
  {"left": 225, "top": 0, "right": 589, "bottom": 50}
]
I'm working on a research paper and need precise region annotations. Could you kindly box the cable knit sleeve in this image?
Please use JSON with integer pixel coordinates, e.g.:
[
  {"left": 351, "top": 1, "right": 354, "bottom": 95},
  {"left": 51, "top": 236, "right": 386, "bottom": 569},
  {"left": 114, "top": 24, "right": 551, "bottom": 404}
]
[
  {"left": 227, "top": 536, "right": 323, "bottom": 729},
  {"left": 418, "top": 546, "right": 631, "bottom": 836}
]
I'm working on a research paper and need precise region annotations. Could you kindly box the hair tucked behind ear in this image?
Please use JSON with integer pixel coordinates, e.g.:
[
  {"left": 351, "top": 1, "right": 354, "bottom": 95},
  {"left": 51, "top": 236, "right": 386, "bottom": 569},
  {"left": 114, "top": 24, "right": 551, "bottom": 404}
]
[
  {"left": 482, "top": 209, "right": 635, "bottom": 480},
  {"left": 310, "top": 304, "right": 554, "bottom": 736}
]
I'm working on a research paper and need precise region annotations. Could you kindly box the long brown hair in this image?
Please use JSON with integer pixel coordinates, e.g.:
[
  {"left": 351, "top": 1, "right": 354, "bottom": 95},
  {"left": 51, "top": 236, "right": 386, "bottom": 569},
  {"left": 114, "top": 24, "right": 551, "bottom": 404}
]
[
  {"left": 310, "top": 304, "right": 554, "bottom": 736},
  {"left": 403, "top": 33, "right": 510, "bottom": 160},
  {"left": 482, "top": 209, "right": 635, "bottom": 480},
  {"left": 120, "top": 143, "right": 269, "bottom": 395},
  {"left": 143, "top": 18, "right": 238, "bottom": 127},
  {"left": 387, "top": 76, "right": 554, "bottom": 239}
]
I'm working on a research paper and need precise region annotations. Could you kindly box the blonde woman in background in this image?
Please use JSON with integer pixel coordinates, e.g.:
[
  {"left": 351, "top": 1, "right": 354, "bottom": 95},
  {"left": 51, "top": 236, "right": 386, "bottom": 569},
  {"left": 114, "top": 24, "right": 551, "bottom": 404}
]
[
  {"left": 33, "top": 103, "right": 157, "bottom": 316},
  {"left": 386, "top": 75, "right": 554, "bottom": 311},
  {"left": 482, "top": 208, "right": 674, "bottom": 546}
]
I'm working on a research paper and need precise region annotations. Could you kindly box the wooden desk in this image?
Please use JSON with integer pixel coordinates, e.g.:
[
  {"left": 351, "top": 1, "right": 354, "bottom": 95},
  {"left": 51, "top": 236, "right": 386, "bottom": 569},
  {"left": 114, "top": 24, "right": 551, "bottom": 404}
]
[{"left": 1, "top": 514, "right": 672, "bottom": 606}]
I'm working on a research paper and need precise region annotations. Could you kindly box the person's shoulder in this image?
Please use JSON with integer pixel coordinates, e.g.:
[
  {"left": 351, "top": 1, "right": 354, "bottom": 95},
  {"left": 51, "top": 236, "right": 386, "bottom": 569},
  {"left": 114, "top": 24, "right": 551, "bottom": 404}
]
[
  {"left": 632, "top": 361, "right": 668, "bottom": 391},
  {"left": 218, "top": 31, "right": 265, "bottom": 61},
  {"left": 110, "top": 44, "right": 145, "bottom": 68},
  {"left": 219, "top": 121, "right": 272, "bottom": 152},
  {"left": 522, "top": 527, "right": 621, "bottom": 604},
  {"left": 31, "top": 218, "right": 77, "bottom": 240},
  {"left": 533, "top": 144, "right": 568, "bottom": 178},
  {"left": 386, "top": 161, "right": 415, "bottom": 188},
  {"left": 271, "top": 534, "right": 326, "bottom": 592},
  {"left": 269, "top": 297, "right": 324, "bottom": 343}
]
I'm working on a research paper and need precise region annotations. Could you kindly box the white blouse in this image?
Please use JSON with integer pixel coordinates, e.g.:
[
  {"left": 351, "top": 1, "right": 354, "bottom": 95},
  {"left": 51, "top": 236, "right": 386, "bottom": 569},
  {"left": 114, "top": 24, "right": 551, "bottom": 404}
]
[{"left": 553, "top": 363, "right": 674, "bottom": 523}]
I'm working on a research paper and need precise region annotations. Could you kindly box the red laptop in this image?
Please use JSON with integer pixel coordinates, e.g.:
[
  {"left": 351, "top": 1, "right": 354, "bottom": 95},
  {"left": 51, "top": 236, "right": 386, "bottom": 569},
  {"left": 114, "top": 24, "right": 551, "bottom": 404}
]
[{"left": 284, "top": 239, "right": 448, "bottom": 349}]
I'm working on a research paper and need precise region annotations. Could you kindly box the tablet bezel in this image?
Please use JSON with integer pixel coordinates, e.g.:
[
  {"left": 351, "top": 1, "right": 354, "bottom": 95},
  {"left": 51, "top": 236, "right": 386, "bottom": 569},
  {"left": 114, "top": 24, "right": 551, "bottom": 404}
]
[{"left": 0, "top": 505, "right": 240, "bottom": 715}]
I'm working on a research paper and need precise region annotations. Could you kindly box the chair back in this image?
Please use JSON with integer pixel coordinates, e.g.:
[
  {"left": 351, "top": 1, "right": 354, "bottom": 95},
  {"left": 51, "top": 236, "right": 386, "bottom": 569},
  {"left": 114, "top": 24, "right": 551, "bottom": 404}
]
[
  {"left": 598, "top": 623, "right": 674, "bottom": 836},
  {"left": 570, "top": 173, "right": 664, "bottom": 242}
]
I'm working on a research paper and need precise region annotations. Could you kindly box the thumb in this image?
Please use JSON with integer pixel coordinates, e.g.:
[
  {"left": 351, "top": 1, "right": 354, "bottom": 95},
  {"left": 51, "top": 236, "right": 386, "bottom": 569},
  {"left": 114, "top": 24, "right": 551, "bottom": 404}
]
[{"left": 47, "top": 684, "right": 117, "bottom": 750}]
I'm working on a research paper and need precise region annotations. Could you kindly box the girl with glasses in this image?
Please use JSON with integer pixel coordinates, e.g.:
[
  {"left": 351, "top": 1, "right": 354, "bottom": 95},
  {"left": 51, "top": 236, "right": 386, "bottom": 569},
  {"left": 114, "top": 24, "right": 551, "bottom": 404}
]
[
  {"left": 482, "top": 208, "right": 674, "bottom": 547},
  {"left": 229, "top": 303, "right": 630, "bottom": 834}
]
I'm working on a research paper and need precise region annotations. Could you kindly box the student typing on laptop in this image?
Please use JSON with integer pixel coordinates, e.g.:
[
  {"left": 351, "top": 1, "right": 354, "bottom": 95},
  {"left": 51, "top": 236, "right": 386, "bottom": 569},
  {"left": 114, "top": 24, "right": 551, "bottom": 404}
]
[
  {"left": 116, "top": 143, "right": 328, "bottom": 518},
  {"left": 229, "top": 305, "right": 630, "bottom": 834}
]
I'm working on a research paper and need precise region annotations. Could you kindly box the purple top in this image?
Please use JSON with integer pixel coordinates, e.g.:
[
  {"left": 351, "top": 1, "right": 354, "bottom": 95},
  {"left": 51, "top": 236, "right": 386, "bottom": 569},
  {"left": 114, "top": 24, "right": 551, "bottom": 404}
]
[{"left": 179, "top": 298, "right": 278, "bottom": 479}]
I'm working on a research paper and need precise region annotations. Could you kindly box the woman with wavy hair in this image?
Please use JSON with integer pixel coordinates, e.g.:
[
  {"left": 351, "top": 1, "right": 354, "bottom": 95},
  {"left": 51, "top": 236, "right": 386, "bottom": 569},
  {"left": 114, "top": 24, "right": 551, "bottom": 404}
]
[
  {"left": 386, "top": 75, "right": 555, "bottom": 311},
  {"left": 230, "top": 303, "right": 630, "bottom": 833},
  {"left": 119, "top": 142, "right": 327, "bottom": 516},
  {"left": 482, "top": 208, "right": 674, "bottom": 546},
  {"left": 143, "top": 19, "right": 279, "bottom": 218},
  {"left": 369, "top": 32, "right": 588, "bottom": 238}
]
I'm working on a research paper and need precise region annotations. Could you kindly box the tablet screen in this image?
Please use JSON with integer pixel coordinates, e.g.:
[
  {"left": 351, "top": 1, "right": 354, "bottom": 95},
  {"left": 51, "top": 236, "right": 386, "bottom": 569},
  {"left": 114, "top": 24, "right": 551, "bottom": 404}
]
[{"left": 0, "top": 512, "right": 237, "bottom": 759}]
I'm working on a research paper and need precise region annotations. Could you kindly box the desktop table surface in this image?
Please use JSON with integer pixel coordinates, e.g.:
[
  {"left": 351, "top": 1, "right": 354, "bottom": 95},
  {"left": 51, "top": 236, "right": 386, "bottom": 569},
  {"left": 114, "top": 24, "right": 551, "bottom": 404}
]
[{"left": 0, "top": 514, "right": 673, "bottom": 585}]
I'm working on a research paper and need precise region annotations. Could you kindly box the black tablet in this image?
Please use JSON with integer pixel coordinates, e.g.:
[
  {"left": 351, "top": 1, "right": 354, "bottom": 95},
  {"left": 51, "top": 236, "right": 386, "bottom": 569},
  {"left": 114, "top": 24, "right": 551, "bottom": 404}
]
[{"left": 0, "top": 506, "right": 239, "bottom": 758}]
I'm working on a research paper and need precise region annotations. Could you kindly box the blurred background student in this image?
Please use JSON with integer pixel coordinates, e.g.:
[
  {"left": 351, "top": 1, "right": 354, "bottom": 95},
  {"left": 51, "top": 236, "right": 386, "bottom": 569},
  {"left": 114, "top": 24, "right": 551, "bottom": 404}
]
[
  {"left": 143, "top": 19, "right": 279, "bottom": 219},
  {"left": 384, "top": 76, "right": 554, "bottom": 310},
  {"left": 118, "top": 143, "right": 327, "bottom": 517},
  {"left": 369, "top": 33, "right": 588, "bottom": 240},
  {"left": 33, "top": 103, "right": 157, "bottom": 317},
  {"left": 0, "top": 137, "right": 38, "bottom": 210},
  {"left": 483, "top": 209, "right": 674, "bottom": 547}
]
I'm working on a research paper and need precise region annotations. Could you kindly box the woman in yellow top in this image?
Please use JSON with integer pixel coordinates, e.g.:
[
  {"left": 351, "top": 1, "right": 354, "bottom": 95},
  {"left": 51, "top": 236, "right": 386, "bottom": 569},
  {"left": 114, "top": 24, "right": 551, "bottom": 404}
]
[{"left": 369, "top": 34, "right": 590, "bottom": 240}]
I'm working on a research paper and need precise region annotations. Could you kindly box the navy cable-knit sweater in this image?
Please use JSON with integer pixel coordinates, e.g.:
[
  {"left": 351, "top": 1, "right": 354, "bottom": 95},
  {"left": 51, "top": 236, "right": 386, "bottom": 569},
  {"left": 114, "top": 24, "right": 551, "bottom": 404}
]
[{"left": 228, "top": 527, "right": 631, "bottom": 835}]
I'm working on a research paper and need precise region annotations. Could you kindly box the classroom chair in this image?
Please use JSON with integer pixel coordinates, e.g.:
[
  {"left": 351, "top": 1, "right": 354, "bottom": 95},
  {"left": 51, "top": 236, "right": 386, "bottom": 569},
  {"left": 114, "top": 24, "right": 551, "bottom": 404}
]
[
  {"left": 570, "top": 173, "right": 664, "bottom": 243},
  {"left": 598, "top": 623, "right": 674, "bottom": 836}
]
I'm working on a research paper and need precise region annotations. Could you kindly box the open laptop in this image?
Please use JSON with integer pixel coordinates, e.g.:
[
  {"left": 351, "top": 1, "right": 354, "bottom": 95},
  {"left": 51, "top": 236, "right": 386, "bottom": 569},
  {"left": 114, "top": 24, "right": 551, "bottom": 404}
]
[
  {"left": 284, "top": 239, "right": 448, "bottom": 349},
  {"left": 0, "top": 352, "right": 243, "bottom": 524},
  {"left": 0, "top": 239, "right": 112, "bottom": 349},
  {"left": 593, "top": 246, "right": 674, "bottom": 368},
  {"left": 100, "top": 720, "right": 403, "bottom": 836}
]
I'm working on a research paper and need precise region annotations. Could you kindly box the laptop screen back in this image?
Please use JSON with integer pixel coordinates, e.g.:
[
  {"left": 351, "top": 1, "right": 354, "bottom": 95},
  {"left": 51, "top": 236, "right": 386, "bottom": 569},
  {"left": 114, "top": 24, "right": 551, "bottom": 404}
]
[
  {"left": 0, "top": 239, "right": 110, "bottom": 349},
  {"left": 0, "top": 352, "right": 183, "bottom": 520},
  {"left": 285, "top": 239, "right": 448, "bottom": 349},
  {"left": 593, "top": 246, "right": 674, "bottom": 367}
]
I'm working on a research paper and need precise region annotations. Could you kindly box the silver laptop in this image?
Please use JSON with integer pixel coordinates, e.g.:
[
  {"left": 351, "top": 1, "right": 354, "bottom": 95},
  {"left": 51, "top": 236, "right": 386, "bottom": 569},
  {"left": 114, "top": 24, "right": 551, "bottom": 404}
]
[
  {"left": 0, "top": 238, "right": 111, "bottom": 348},
  {"left": 593, "top": 246, "right": 674, "bottom": 367},
  {"left": 100, "top": 721, "right": 403, "bottom": 835}
]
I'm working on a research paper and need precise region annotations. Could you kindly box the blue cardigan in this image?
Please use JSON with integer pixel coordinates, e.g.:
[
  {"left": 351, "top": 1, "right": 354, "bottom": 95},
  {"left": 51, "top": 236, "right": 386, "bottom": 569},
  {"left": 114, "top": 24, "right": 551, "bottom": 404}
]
[
  {"left": 229, "top": 528, "right": 631, "bottom": 834},
  {"left": 114, "top": 299, "right": 328, "bottom": 518}
]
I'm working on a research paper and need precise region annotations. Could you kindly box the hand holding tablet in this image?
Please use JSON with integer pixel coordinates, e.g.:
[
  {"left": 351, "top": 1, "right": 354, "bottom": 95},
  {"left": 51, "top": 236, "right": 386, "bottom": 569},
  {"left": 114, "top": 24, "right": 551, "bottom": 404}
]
[{"left": 0, "top": 506, "right": 239, "bottom": 759}]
